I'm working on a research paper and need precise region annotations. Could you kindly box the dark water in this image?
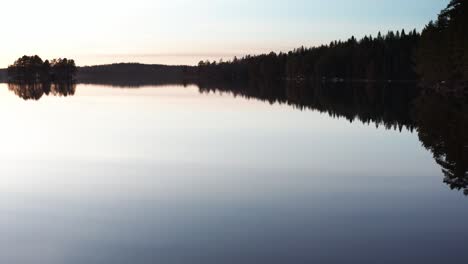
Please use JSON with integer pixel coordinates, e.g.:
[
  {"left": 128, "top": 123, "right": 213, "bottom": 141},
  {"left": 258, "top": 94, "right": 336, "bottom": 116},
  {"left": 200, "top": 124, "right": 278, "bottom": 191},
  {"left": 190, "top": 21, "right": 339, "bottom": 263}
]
[{"left": 1, "top": 82, "right": 467, "bottom": 264}]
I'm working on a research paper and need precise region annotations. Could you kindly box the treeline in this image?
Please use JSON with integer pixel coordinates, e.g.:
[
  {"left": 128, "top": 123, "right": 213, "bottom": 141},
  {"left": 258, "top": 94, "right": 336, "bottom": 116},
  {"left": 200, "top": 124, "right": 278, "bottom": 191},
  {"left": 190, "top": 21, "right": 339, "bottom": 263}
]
[
  {"left": 7, "top": 55, "right": 77, "bottom": 82},
  {"left": 416, "top": 0, "right": 468, "bottom": 81},
  {"left": 198, "top": 0, "right": 467, "bottom": 84},
  {"left": 199, "top": 30, "right": 420, "bottom": 82}
]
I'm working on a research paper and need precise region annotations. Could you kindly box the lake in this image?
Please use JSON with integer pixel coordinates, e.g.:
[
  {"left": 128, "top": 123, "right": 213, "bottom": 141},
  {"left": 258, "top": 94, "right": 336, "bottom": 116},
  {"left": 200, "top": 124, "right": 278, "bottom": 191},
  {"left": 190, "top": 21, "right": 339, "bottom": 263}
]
[{"left": 0, "top": 82, "right": 467, "bottom": 264}]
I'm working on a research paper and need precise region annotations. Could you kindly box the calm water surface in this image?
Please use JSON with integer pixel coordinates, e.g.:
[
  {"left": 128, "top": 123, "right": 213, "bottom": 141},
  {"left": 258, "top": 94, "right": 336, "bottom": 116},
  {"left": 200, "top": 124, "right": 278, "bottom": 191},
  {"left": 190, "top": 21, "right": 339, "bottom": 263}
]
[{"left": 0, "top": 83, "right": 466, "bottom": 264}]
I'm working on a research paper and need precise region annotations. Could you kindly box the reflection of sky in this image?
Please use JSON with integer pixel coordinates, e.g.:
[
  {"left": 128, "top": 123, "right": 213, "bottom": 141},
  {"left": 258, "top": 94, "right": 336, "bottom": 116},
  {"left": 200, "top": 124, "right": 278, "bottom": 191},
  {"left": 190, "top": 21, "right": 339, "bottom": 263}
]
[
  {"left": 0, "top": 84, "right": 466, "bottom": 264},
  {"left": 0, "top": 0, "right": 448, "bottom": 67},
  {"left": 0, "top": 84, "right": 437, "bottom": 180}
]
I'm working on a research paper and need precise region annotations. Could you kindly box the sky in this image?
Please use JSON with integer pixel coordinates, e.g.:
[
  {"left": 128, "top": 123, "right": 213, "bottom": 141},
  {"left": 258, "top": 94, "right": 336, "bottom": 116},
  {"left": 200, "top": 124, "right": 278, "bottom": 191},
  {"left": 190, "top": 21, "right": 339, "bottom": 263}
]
[{"left": 0, "top": 0, "right": 448, "bottom": 67}]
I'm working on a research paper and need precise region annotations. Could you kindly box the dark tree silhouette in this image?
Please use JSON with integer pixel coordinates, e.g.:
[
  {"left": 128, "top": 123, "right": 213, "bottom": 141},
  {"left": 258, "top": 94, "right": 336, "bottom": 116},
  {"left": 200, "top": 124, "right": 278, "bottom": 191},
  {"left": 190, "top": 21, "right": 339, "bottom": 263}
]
[
  {"left": 416, "top": 0, "right": 468, "bottom": 82},
  {"left": 197, "top": 30, "right": 420, "bottom": 83},
  {"left": 50, "top": 58, "right": 77, "bottom": 81},
  {"left": 197, "top": 0, "right": 467, "bottom": 94},
  {"left": 7, "top": 55, "right": 49, "bottom": 81},
  {"left": 7, "top": 55, "right": 77, "bottom": 82}
]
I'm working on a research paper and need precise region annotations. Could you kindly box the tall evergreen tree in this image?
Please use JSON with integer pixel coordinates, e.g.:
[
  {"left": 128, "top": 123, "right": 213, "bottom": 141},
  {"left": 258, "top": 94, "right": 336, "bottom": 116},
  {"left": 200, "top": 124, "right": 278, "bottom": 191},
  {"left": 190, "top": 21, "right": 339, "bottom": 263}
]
[{"left": 416, "top": 0, "right": 468, "bottom": 81}]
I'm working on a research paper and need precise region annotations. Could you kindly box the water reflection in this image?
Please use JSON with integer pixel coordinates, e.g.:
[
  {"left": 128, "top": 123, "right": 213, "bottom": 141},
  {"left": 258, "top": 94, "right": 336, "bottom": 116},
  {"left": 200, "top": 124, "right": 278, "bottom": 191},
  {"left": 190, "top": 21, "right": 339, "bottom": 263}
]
[
  {"left": 197, "top": 80, "right": 468, "bottom": 196},
  {"left": 413, "top": 90, "right": 468, "bottom": 194},
  {"left": 4, "top": 79, "right": 468, "bottom": 196},
  {"left": 8, "top": 81, "right": 76, "bottom": 100},
  {"left": 198, "top": 80, "right": 419, "bottom": 131}
]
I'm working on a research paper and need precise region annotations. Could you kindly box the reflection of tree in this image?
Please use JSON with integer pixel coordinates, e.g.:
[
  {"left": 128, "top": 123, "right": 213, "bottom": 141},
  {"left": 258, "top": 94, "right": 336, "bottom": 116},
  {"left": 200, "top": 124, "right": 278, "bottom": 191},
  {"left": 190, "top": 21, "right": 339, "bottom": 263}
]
[
  {"left": 49, "top": 82, "right": 76, "bottom": 97},
  {"left": 8, "top": 82, "right": 46, "bottom": 101},
  {"left": 198, "top": 80, "right": 419, "bottom": 132},
  {"left": 8, "top": 82, "right": 76, "bottom": 101},
  {"left": 199, "top": 79, "right": 468, "bottom": 196},
  {"left": 413, "top": 91, "right": 468, "bottom": 194}
]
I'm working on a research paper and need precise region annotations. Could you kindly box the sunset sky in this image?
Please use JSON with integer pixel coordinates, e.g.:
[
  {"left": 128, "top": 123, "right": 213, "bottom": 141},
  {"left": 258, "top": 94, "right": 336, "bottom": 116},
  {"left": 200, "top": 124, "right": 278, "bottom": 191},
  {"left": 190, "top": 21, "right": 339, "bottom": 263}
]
[{"left": 1, "top": 0, "right": 447, "bottom": 67}]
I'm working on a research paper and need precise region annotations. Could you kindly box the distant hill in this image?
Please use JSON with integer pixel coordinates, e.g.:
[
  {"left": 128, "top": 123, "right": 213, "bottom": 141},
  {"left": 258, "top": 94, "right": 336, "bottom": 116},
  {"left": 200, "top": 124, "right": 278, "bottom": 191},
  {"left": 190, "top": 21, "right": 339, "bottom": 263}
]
[
  {"left": 76, "top": 63, "right": 197, "bottom": 87},
  {"left": 0, "top": 68, "right": 6, "bottom": 82}
]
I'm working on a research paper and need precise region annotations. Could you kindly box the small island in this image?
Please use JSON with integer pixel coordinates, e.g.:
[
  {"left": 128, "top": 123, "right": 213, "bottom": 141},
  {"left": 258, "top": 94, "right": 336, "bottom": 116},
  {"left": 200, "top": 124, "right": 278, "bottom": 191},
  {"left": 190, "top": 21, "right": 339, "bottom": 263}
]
[{"left": 7, "top": 55, "right": 77, "bottom": 82}]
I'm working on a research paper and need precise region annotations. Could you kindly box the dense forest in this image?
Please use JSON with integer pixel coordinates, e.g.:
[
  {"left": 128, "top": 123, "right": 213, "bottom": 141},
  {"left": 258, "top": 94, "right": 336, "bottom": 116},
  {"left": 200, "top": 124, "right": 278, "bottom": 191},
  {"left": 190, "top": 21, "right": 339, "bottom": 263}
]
[
  {"left": 198, "top": 0, "right": 467, "bottom": 86},
  {"left": 198, "top": 30, "right": 420, "bottom": 82},
  {"left": 417, "top": 0, "right": 468, "bottom": 82}
]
